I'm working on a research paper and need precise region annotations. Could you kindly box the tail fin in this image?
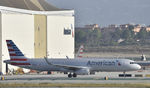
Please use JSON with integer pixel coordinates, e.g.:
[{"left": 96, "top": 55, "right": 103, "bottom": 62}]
[
  {"left": 76, "top": 45, "right": 84, "bottom": 58},
  {"left": 6, "top": 40, "right": 27, "bottom": 61},
  {"left": 141, "top": 54, "right": 146, "bottom": 61}
]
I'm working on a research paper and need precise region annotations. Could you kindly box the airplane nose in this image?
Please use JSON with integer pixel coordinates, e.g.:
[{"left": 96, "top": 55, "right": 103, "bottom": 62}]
[
  {"left": 135, "top": 64, "right": 141, "bottom": 70},
  {"left": 130, "top": 64, "right": 141, "bottom": 71}
]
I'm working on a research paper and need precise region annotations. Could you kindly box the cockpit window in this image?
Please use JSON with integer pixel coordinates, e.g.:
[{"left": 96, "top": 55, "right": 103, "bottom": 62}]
[{"left": 130, "top": 62, "right": 134, "bottom": 64}]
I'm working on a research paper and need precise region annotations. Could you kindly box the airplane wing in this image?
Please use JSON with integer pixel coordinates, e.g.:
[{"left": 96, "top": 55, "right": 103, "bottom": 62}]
[{"left": 44, "top": 57, "right": 88, "bottom": 70}]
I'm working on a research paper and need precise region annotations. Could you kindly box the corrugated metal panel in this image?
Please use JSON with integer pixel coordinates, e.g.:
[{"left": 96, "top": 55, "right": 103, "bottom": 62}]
[
  {"left": 38, "top": 0, "right": 61, "bottom": 11},
  {"left": 0, "top": 0, "right": 12, "bottom": 7},
  {"left": 30, "top": 0, "right": 45, "bottom": 11},
  {"left": 34, "top": 15, "right": 47, "bottom": 58},
  {"left": 24, "top": 0, "right": 41, "bottom": 11},
  {"left": 0, "top": 0, "right": 61, "bottom": 11},
  {"left": 0, "top": 0, "right": 28, "bottom": 10}
]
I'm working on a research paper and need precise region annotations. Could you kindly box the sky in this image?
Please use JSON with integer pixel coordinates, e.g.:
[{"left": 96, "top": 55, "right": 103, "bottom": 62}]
[{"left": 47, "top": 0, "right": 150, "bottom": 27}]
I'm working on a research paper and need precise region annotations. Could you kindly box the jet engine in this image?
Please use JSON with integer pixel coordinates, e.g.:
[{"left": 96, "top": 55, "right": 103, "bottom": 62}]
[{"left": 74, "top": 68, "right": 89, "bottom": 75}]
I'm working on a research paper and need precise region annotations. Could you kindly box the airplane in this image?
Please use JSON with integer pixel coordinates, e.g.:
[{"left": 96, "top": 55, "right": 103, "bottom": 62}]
[
  {"left": 4, "top": 40, "right": 141, "bottom": 78},
  {"left": 76, "top": 45, "right": 84, "bottom": 58}
]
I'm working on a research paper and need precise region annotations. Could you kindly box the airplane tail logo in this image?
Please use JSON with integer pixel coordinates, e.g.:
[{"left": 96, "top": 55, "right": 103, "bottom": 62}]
[
  {"left": 6, "top": 40, "right": 27, "bottom": 62},
  {"left": 116, "top": 60, "right": 121, "bottom": 66},
  {"left": 76, "top": 45, "right": 84, "bottom": 58}
]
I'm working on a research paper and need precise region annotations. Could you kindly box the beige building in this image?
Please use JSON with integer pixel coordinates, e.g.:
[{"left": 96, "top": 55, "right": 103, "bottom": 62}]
[
  {"left": 133, "top": 26, "right": 141, "bottom": 33},
  {"left": 85, "top": 24, "right": 99, "bottom": 30},
  {"left": 0, "top": 0, "right": 74, "bottom": 74},
  {"left": 146, "top": 27, "right": 150, "bottom": 32}
]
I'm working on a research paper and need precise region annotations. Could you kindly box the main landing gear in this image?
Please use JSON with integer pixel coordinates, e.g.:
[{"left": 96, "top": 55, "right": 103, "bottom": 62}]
[
  {"left": 68, "top": 73, "right": 77, "bottom": 78},
  {"left": 123, "top": 71, "right": 126, "bottom": 77}
]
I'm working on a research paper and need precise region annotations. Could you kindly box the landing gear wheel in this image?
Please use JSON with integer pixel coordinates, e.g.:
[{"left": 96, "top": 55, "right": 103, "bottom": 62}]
[
  {"left": 64, "top": 72, "right": 68, "bottom": 74},
  {"left": 73, "top": 73, "right": 77, "bottom": 77},
  {"left": 47, "top": 71, "right": 52, "bottom": 74},
  {"left": 68, "top": 74, "right": 72, "bottom": 78}
]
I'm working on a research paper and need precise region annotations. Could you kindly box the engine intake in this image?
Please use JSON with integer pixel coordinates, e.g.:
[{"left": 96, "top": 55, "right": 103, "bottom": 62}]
[{"left": 74, "top": 68, "right": 89, "bottom": 75}]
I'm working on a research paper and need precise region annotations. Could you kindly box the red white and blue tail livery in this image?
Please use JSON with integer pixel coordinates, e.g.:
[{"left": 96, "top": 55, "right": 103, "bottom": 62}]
[
  {"left": 6, "top": 40, "right": 30, "bottom": 65},
  {"left": 76, "top": 45, "right": 84, "bottom": 58}
]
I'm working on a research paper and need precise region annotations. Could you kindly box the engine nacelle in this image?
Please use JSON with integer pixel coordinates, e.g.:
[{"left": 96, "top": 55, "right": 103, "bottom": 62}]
[
  {"left": 74, "top": 68, "right": 89, "bottom": 75},
  {"left": 90, "top": 71, "right": 95, "bottom": 75}
]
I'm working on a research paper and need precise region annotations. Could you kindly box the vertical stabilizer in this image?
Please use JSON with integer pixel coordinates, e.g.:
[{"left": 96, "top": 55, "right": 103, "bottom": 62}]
[
  {"left": 6, "top": 40, "right": 27, "bottom": 61},
  {"left": 76, "top": 45, "right": 84, "bottom": 58}
]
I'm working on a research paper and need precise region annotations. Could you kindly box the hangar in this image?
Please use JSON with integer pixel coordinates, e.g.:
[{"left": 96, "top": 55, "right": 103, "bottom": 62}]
[{"left": 0, "top": 0, "right": 74, "bottom": 74}]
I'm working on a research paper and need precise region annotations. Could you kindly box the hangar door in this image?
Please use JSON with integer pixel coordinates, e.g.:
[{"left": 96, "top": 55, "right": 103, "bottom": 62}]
[{"left": 34, "top": 15, "right": 47, "bottom": 58}]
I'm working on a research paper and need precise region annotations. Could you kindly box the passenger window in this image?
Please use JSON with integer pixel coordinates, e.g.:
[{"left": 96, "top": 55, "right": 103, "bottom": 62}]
[{"left": 130, "top": 62, "right": 134, "bottom": 64}]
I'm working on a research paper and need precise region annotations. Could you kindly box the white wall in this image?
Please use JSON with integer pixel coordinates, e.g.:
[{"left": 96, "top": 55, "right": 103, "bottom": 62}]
[
  {"left": 1, "top": 13, "right": 34, "bottom": 73},
  {"left": 0, "top": 13, "right": 2, "bottom": 73},
  {"left": 0, "top": 10, "right": 75, "bottom": 73},
  {"left": 47, "top": 16, "right": 74, "bottom": 58}
]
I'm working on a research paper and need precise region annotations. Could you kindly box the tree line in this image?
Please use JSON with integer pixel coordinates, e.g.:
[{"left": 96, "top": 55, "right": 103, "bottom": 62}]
[{"left": 75, "top": 26, "right": 150, "bottom": 48}]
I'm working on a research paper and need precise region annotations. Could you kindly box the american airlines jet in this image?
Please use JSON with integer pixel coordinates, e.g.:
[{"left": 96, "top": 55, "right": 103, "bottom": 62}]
[
  {"left": 76, "top": 45, "right": 84, "bottom": 58},
  {"left": 4, "top": 40, "right": 141, "bottom": 78}
]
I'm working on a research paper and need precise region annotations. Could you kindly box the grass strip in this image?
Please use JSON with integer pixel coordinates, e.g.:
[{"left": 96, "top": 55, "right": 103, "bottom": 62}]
[{"left": 0, "top": 83, "right": 150, "bottom": 87}]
